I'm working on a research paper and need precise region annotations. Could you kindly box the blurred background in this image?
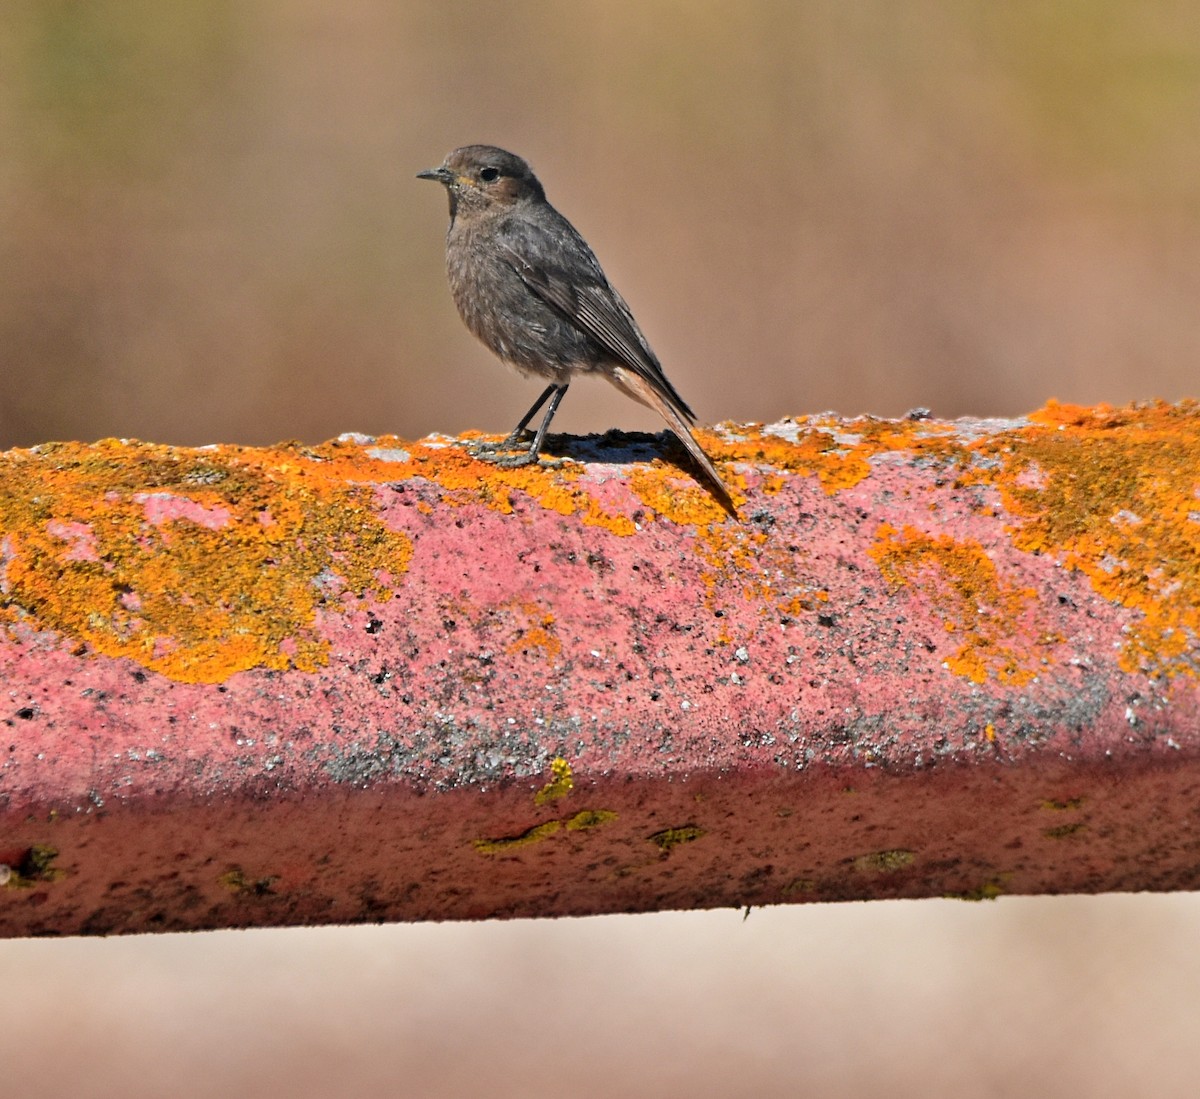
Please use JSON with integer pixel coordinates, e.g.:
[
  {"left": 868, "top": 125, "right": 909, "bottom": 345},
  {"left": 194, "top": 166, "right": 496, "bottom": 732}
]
[{"left": 2, "top": 2, "right": 1199, "bottom": 1095}]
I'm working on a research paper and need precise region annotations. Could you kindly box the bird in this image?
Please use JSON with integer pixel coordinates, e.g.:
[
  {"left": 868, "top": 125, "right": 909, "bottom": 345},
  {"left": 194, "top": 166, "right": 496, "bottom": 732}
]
[{"left": 417, "top": 144, "right": 736, "bottom": 516}]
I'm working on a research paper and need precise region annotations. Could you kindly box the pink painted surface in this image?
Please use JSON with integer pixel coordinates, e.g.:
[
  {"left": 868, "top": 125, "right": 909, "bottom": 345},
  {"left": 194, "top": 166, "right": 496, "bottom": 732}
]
[
  {"left": 2, "top": 406, "right": 1199, "bottom": 934},
  {"left": 134, "top": 492, "right": 233, "bottom": 530}
]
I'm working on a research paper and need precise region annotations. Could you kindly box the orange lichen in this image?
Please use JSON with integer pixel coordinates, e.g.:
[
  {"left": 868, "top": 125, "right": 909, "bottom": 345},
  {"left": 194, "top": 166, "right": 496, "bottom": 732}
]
[
  {"left": 353, "top": 415, "right": 950, "bottom": 532},
  {"left": 399, "top": 438, "right": 643, "bottom": 534},
  {"left": 395, "top": 402, "right": 1200, "bottom": 681},
  {"left": 694, "top": 519, "right": 827, "bottom": 643},
  {"left": 801, "top": 399, "right": 1200, "bottom": 683},
  {"left": 0, "top": 439, "right": 412, "bottom": 684},
  {"left": 678, "top": 417, "right": 957, "bottom": 642},
  {"left": 626, "top": 466, "right": 732, "bottom": 525},
  {"left": 986, "top": 401, "right": 1200, "bottom": 679},
  {"left": 4, "top": 399, "right": 1197, "bottom": 689},
  {"left": 870, "top": 523, "right": 1040, "bottom": 685},
  {"left": 501, "top": 602, "right": 562, "bottom": 661},
  {"left": 715, "top": 420, "right": 878, "bottom": 495}
]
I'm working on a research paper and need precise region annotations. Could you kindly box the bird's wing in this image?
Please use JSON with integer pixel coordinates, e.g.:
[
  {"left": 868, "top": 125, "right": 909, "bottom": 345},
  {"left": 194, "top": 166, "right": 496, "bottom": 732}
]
[{"left": 496, "top": 219, "right": 696, "bottom": 424}]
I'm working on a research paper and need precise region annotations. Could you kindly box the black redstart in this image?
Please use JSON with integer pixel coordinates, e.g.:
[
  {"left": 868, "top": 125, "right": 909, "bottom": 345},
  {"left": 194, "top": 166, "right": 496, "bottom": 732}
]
[{"left": 417, "top": 145, "right": 736, "bottom": 515}]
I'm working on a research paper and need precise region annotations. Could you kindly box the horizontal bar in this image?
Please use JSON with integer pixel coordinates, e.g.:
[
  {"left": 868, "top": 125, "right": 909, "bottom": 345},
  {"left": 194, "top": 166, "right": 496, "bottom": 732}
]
[{"left": 2, "top": 400, "right": 1198, "bottom": 935}]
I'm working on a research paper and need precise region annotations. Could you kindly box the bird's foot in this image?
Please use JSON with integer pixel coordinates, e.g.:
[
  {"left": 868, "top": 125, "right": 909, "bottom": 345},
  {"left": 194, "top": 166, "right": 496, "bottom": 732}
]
[
  {"left": 467, "top": 443, "right": 566, "bottom": 470},
  {"left": 488, "top": 451, "right": 569, "bottom": 470},
  {"left": 486, "top": 451, "right": 539, "bottom": 468},
  {"left": 469, "top": 431, "right": 530, "bottom": 457}
]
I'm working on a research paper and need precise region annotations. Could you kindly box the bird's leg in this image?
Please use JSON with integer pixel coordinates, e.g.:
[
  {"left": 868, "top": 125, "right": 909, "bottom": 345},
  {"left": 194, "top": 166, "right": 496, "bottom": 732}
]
[
  {"left": 481, "top": 384, "right": 569, "bottom": 469},
  {"left": 500, "top": 384, "right": 558, "bottom": 449},
  {"left": 470, "top": 384, "right": 556, "bottom": 456}
]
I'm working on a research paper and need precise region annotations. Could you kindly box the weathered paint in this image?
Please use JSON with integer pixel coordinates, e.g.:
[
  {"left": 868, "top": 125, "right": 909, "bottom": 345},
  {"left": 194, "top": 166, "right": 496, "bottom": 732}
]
[{"left": 1, "top": 402, "right": 1198, "bottom": 935}]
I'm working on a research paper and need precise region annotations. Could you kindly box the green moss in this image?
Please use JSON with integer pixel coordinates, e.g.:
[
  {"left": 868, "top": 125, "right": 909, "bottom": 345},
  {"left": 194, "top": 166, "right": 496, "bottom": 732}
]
[
  {"left": 853, "top": 849, "right": 915, "bottom": 873},
  {"left": 1041, "top": 797, "right": 1085, "bottom": 811},
  {"left": 3, "top": 844, "right": 65, "bottom": 888},
  {"left": 648, "top": 825, "right": 706, "bottom": 853},
  {"left": 219, "top": 866, "right": 278, "bottom": 895},
  {"left": 781, "top": 877, "right": 815, "bottom": 896},
  {"left": 948, "top": 877, "right": 1009, "bottom": 902}
]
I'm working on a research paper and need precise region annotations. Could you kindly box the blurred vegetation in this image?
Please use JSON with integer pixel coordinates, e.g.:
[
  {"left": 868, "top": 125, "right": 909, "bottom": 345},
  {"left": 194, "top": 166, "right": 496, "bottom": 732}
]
[{"left": 2, "top": 1, "right": 1198, "bottom": 448}]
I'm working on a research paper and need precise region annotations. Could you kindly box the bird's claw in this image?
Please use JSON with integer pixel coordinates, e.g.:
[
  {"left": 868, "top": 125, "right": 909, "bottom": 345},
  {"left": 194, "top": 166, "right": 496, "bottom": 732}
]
[
  {"left": 487, "top": 452, "right": 540, "bottom": 469},
  {"left": 468, "top": 434, "right": 527, "bottom": 457},
  {"left": 466, "top": 442, "right": 566, "bottom": 470}
]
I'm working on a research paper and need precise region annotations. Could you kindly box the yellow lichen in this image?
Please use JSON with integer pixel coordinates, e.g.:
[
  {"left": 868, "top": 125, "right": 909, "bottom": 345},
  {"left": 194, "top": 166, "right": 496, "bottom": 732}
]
[
  {"left": 710, "top": 419, "right": 880, "bottom": 496},
  {"left": 474, "top": 795, "right": 616, "bottom": 854},
  {"left": 565, "top": 809, "right": 618, "bottom": 830},
  {"left": 534, "top": 757, "right": 574, "bottom": 806},
  {"left": 472, "top": 820, "right": 563, "bottom": 855}
]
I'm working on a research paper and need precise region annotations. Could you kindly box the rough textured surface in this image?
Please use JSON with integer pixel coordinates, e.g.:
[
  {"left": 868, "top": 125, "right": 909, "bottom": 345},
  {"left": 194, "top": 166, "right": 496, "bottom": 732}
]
[{"left": 1, "top": 401, "right": 1199, "bottom": 935}]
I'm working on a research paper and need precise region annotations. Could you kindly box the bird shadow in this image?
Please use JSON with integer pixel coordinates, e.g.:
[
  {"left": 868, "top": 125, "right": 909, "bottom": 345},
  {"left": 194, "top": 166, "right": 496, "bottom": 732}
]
[
  {"left": 538, "top": 428, "right": 693, "bottom": 469},
  {"left": 484, "top": 427, "right": 739, "bottom": 519}
]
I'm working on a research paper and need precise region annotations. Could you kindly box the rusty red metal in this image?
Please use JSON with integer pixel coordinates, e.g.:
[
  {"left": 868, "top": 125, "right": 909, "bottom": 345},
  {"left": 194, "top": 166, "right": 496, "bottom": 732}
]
[{"left": 2, "top": 402, "right": 1198, "bottom": 934}]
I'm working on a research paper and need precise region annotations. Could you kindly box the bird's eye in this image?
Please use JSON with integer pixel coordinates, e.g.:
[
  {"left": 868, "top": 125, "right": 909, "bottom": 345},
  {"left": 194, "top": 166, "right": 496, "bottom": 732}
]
[{"left": 479, "top": 166, "right": 501, "bottom": 183}]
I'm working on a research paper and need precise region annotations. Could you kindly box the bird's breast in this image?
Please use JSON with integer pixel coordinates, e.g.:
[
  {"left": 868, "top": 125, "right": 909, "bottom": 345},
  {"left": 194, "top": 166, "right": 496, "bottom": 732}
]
[{"left": 443, "top": 213, "right": 605, "bottom": 383}]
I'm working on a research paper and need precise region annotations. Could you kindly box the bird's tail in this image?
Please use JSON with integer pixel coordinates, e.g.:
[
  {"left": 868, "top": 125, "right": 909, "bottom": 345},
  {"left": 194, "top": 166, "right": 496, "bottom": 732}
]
[{"left": 610, "top": 367, "right": 738, "bottom": 518}]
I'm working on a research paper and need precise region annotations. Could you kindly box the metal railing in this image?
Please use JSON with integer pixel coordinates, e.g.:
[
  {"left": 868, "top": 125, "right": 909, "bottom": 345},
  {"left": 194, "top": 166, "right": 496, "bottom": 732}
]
[{"left": 2, "top": 401, "right": 1197, "bottom": 935}]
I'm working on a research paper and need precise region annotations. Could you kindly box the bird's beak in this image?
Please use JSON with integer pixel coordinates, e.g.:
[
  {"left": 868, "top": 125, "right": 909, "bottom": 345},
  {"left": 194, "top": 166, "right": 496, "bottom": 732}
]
[{"left": 417, "top": 166, "right": 452, "bottom": 184}]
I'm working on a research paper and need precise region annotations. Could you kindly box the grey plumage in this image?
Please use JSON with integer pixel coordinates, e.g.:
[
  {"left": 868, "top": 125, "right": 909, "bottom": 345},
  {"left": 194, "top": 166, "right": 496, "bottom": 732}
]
[{"left": 417, "top": 144, "right": 736, "bottom": 516}]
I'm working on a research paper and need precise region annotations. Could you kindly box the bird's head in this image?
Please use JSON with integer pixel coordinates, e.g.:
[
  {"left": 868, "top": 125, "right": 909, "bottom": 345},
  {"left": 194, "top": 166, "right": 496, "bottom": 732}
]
[{"left": 417, "top": 145, "right": 545, "bottom": 221}]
